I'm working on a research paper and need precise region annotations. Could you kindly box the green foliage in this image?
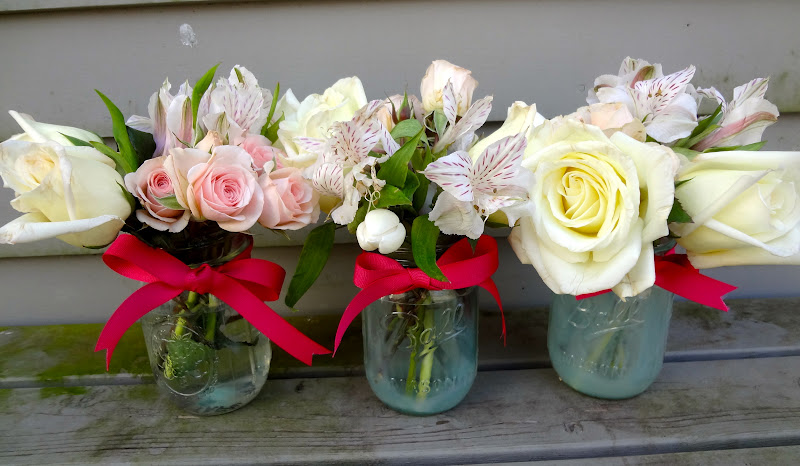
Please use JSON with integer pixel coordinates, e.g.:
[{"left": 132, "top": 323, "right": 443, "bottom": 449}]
[
  {"left": 59, "top": 133, "right": 92, "bottom": 147},
  {"left": 673, "top": 104, "right": 723, "bottom": 148},
  {"left": 191, "top": 64, "right": 219, "bottom": 141},
  {"left": 373, "top": 185, "right": 412, "bottom": 209},
  {"left": 263, "top": 113, "right": 284, "bottom": 144},
  {"left": 90, "top": 141, "right": 131, "bottom": 178},
  {"left": 412, "top": 173, "right": 431, "bottom": 212},
  {"left": 377, "top": 128, "right": 423, "bottom": 188},
  {"left": 667, "top": 198, "right": 693, "bottom": 224},
  {"left": 347, "top": 204, "right": 369, "bottom": 234},
  {"left": 672, "top": 146, "right": 701, "bottom": 160},
  {"left": 704, "top": 141, "right": 766, "bottom": 152},
  {"left": 155, "top": 195, "right": 184, "bottom": 210},
  {"left": 285, "top": 222, "right": 337, "bottom": 309},
  {"left": 390, "top": 119, "right": 423, "bottom": 140},
  {"left": 261, "top": 81, "right": 282, "bottom": 141},
  {"left": 126, "top": 126, "right": 156, "bottom": 165},
  {"left": 95, "top": 90, "right": 137, "bottom": 173},
  {"left": 433, "top": 109, "right": 448, "bottom": 137},
  {"left": 411, "top": 216, "right": 448, "bottom": 282}
]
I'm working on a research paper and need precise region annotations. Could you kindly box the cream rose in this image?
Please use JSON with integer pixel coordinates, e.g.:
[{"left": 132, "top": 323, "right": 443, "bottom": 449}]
[
  {"left": 8, "top": 111, "right": 103, "bottom": 146},
  {"left": 468, "top": 101, "right": 545, "bottom": 161},
  {"left": 420, "top": 60, "right": 478, "bottom": 116},
  {"left": 0, "top": 140, "right": 131, "bottom": 247},
  {"left": 509, "top": 118, "right": 679, "bottom": 298},
  {"left": 670, "top": 151, "right": 800, "bottom": 268},
  {"left": 566, "top": 103, "right": 646, "bottom": 142},
  {"left": 259, "top": 167, "right": 320, "bottom": 230},
  {"left": 277, "top": 77, "right": 368, "bottom": 168}
]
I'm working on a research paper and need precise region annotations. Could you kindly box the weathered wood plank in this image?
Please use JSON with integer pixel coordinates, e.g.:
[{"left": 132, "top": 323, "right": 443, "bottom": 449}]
[
  {"left": 1, "top": 356, "right": 799, "bottom": 464},
  {"left": 3, "top": 297, "right": 800, "bottom": 387},
  {"left": 484, "top": 445, "right": 800, "bottom": 465}
]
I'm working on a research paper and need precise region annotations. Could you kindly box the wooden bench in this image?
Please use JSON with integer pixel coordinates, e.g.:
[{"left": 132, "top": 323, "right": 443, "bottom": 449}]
[{"left": 2, "top": 297, "right": 800, "bottom": 464}]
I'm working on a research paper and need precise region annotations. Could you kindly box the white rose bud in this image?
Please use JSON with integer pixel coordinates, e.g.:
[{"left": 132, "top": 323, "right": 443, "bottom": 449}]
[
  {"left": 356, "top": 209, "right": 406, "bottom": 254},
  {"left": 420, "top": 60, "right": 478, "bottom": 116}
]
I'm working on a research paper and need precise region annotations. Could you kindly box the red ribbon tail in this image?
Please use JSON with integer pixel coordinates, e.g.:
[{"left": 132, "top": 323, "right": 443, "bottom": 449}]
[
  {"left": 334, "top": 276, "right": 410, "bottom": 354},
  {"left": 95, "top": 283, "right": 181, "bottom": 370},
  {"left": 213, "top": 276, "right": 331, "bottom": 365},
  {"left": 655, "top": 261, "right": 737, "bottom": 311},
  {"left": 479, "top": 278, "right": 506, "bottom": 345}
]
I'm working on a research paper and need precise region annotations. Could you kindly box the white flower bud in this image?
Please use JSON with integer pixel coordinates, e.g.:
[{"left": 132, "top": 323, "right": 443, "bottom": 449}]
[{"left": 356, "top": 209, "right": 406, "bottom": 254}]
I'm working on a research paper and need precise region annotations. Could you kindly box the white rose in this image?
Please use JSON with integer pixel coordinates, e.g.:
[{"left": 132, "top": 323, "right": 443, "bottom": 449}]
[
  {"left": 0, "top": 140, "right": 131, "bottom": 247},
  {"left": 420, "top": 60, "right": 478, "bottom": 116},
  {"left": 509, "top": 118, "right": 679, "bottom": 298},
  {"left": 356, "top": 209, "right": 406, "bottom": 254},
  {"left": 277, "top": 77, "right": 368, "bottom": 168},
  {"left": 468, "top": 101, "right": 545, "bottom": 161},
  {"left": 8, "top": 111, "right": 102, "bottom": 146},
  {"left": 670, "top": 151, "right": 800, "bottom": 268}
]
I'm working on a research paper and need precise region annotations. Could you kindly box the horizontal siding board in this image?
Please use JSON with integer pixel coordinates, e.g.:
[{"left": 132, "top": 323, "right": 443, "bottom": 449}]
[{"left": 0, "top": 0, "right": 799, "bottom": 141}]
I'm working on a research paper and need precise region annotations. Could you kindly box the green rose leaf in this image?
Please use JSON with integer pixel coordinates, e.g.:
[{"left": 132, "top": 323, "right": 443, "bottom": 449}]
[
  {"left": 411, "top": 215, "right": 448, "bottom": 282},
  {"left": 667, "top": 198, "right": 693, "bottom": 224},
  {"left": 285, "top": 222, "right": 337, "bottom": 309},
  {"left": 127, "top": 126, "right": 156, "bottom": 166},
  {"left": 95, "top": 90, "right": 137, "bottom": 173}
]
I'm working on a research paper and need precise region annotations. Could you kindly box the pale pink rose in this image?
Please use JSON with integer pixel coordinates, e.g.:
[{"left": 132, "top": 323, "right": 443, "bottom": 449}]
[
  {"left": 259, "top": 167, "right": 320, "bottom": 230},
  {"left": 124, "top": 156, "right": 190, "bottom": 232},
  {"left": 568, "top": 103, "right": 647, "bottom": 141},
  {"left": 240, "top": 134, "right": 284, "bottom": 173},
  {"left": 186, "top": 145, "right": 264, "bottom": 232}
]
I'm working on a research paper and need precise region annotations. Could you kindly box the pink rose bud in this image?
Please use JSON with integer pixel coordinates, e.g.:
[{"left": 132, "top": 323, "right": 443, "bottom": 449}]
[
  {"left": 124, "top": 156, "right": 189, "bottom": 232},
  {"left": 259, "top": 167, "right": 320, "bottom": 230},
  {"left": 186, "top": 146, "right": 264, "bottom": 232},
  {"left": 241, "top": 134, "right": 285, "bottom": 173}
]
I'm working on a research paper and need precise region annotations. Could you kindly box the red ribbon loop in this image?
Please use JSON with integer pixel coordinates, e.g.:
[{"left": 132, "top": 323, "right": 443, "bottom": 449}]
[
  {"left": 95, "top": 234, "right": 330, "bottom": 369},
  {"left": 577, "top": 250, "right": 737, "bottom": 311},
  {"left": 335, "top": 235, "right": 505, "bottom": 352}
]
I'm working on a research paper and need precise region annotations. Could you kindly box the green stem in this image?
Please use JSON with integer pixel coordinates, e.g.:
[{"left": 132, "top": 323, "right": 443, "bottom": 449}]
[
  {"left": 204, "top": 294, "right": 219, "bottom": 343},
  {"left": 405, "top": 306, "right": 422, "bottom": 395},
  {"left": 173, "top": 292, "right": 199, "bottom": 339},
  {"left": 416, "top": 298, "right": 437, "bottom": 402}
]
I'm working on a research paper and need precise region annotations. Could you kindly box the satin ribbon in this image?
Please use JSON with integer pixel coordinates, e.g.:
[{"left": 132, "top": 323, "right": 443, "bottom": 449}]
[
  {"left": 335, "top": 235, "right": 505, "bottom": 352},
  {"left": 96, "top": 234, "right": 330, "bottom": 368},
  {"left": 577, "top": 250, "right": 737, "bottom": 311}
]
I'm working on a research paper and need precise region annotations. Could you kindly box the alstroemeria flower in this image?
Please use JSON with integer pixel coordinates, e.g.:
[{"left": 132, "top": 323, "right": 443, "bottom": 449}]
[
  {"left": 692, "top": 78, "right": 779, "bottom": 151},
  {"left": 432, "top": 92, "right": 493, "bottom": 153},
  {"left": 304, "top": 100, "right": 400, "bottom": 224},
  {"left": 127, "top": 78, "right": 180, "bottom": 158},
  {"left": 423, "top": 133, "right": 531, "bottom": 239},
  {"left": 590, "top": 57, "right": 699, "bottom": 143},
  {"left": 201, "top": 65, "right": 273, "bottom": 146}
]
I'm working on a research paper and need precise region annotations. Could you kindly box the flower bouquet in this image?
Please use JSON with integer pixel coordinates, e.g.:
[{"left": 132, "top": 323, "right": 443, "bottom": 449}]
[
  {"left": 282, "top": 60, "right": 532, "bottom": 415},
  {"left": 508, "top": 57, "right": 800, "bottom": 398},
  {"left": 0, "top": 64, "right": 330, "bottom": 414}
]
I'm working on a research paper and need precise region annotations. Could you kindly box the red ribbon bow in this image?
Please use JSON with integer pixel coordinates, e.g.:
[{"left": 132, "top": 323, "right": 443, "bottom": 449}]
[
  {"left": 578, "top": 250, "right": 737, "bottom": 311},
  {"left": 335, "top": 235, "right": 505, "bottom": 352},
  {"left": 95, "top": 234, "right": 331, "bottom": 368}
]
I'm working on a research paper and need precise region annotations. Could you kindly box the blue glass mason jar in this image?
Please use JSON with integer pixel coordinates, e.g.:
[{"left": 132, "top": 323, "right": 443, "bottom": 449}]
[
  {"left": 548, "top": 286, "right": 674, "bottom": 399},
  {"left": 361, "top": 242, "right": 479, "bottom": 415}
]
